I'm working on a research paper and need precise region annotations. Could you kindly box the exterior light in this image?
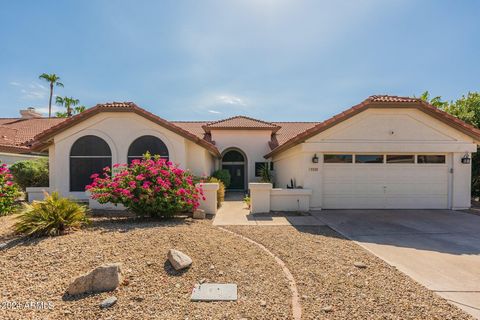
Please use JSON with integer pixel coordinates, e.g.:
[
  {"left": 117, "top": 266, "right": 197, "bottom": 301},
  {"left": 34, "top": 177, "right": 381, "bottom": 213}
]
[
  {"left": 312, "top": 154, "right": 319, "bottom": 163},
  {"left": 461, "top": 153, "right": 471, "bottom": 164}
]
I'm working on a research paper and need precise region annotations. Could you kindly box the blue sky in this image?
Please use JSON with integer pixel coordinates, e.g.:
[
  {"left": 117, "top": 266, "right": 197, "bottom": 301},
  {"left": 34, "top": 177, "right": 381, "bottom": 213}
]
[{"left": 0, "top": 0, "right": 479, "bottom": 121}]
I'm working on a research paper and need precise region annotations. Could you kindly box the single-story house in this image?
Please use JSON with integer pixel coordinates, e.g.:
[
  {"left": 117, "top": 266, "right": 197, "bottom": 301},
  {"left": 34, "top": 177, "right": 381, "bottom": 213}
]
[
  {"left": 0, "top": 108, "right": 64, "bottom": 165},
  {"left": 23, "top": 95, "right": 480, "bottom": 210}
]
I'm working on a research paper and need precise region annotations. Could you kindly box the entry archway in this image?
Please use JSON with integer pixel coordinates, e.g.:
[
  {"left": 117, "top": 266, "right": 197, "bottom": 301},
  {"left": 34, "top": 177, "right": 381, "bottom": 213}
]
[{"left": 221, "top": 148, "right": 247, "bottom": 190}]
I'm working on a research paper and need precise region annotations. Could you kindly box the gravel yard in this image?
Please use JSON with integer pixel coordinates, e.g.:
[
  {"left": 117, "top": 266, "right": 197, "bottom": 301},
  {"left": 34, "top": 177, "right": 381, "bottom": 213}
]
[
  {"left": 227, "top": 225, "right": 473, "bottom": 320},
  {"left": 0, "top": 215, "right": 473, "bottom": 319},
  {"left": 0, "top": 216, "right": 291, "bottom": 319}
]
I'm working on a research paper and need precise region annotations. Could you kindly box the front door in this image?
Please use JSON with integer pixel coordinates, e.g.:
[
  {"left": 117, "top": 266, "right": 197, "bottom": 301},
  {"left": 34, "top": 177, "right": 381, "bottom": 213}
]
[{"left": 222, "top": 164, "right": 245, "bottom": 190}]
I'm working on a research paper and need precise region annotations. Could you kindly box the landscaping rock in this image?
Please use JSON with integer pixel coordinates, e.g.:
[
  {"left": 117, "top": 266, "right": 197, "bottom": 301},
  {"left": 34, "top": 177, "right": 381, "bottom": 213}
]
[
  {"left": 354, "top": 262, "right": 367, "bottom": 269},
  {"left": 260, "top": 300, "right": 267, "bottom": 307},
  {"left": 167, "top": 249, "right": 192, "bottom": 271},
  {"left": 67, "top": 263, "right": 122, "bottom": 295},
  {"left": 0, "top": 242, "right": 7, "bottom": 250},
  {"left": 193, "top": 209, "right": 206, "bottom": 219},
  {"left": 322, "top": 305, "right": 333, "bottom": 312},
  {"left": 100, "top": 296, "right": 117, "bottom": 309}
]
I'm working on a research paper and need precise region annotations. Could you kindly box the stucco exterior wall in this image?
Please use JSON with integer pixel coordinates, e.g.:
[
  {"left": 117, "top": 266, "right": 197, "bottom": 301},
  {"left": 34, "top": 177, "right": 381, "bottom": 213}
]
[
  {"left": 0, "top": 153, "right": 45, "bottom": 166},
  {"left": 210, "top": 130, "right": 272, "bottom": 182},
  {"left": 49, "top": 112, "right": 215, "bottom": 199},
  {"left": 271, "top": 108, "right": 478, "bottom": 210}
]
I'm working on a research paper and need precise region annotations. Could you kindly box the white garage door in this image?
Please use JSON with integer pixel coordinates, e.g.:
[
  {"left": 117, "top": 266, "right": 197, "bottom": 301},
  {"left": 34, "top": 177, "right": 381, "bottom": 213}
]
[{"left": 322, "top": 155, "right": 449, "bottom": 209}]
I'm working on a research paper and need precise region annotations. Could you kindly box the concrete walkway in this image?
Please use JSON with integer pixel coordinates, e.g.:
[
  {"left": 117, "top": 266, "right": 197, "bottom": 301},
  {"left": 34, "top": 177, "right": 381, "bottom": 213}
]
[
  {"left": 317, "top": 209, "right": 480, "bottom": 319},
  {"left": 213, "top": 200, "right": 324, "bottom": 226}
]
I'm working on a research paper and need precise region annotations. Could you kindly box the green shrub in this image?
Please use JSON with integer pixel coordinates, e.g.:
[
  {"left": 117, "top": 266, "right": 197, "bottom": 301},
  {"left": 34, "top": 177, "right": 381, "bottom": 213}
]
[
  {"left": 243, "top": 195, "right": 251, "bottom": 209},
  {"left": 258, "top": 163, "right": 272, "bottom": 183},
  {"left": 15, "top": 192, "right": 90, "bottom": 237},
  {"left": 10, "top": 158, "right": 49, "bottom": 190},
  {"left": 208, "top": 177, "right": 225, "bottom": 208},
  {"left": 212, "top": 169, "right": 231, "bottom": 189},
  {"left": 0, "top": 162, "right": 21, "bottom": 216}
]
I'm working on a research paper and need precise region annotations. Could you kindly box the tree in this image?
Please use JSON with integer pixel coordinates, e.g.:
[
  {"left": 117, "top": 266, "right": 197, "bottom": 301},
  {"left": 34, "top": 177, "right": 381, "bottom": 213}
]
[
  {"left": 38, "top": 73, "right": 64, "bottom": 118},
  {"left": 420, "top": 91, "right": 480, "bottom": 197},
  {"left": 55, "top": 96, "right": 85, "bottom": 118}
]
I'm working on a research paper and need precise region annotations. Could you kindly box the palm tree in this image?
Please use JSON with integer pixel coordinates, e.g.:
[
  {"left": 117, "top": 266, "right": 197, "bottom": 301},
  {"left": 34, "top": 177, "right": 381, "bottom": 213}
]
[
  {"left": 55, "top": 96, "right": 79, "bottom": 118},
  {"left": 39, "top": 73, "right": 64, "bottom": 118}
]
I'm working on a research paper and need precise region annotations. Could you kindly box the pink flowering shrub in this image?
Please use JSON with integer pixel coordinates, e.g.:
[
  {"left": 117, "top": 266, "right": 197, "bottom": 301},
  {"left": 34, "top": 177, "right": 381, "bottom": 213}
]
[
  {"left": 86, "top": 154, "right": 204, "bottom": 218},
  {"left": 0, "top": 163, "right": 21, "bottom": 216}
]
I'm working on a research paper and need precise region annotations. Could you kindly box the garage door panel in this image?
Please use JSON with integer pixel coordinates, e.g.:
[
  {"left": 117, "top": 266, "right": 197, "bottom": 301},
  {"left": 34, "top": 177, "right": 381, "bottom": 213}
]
[
  {"left": 323, "top": 162, "right": 449, "bottom": 209},
  {"left": 385, "top": 196, "right": 448, "bottom": 209},
  {"left": 323, "top": 196, "right": 385, "bottom": 209}
]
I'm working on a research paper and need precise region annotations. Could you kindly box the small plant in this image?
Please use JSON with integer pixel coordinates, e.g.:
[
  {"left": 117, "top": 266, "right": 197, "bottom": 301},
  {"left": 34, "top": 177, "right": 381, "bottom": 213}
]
[
  {"left": 15, "top": 192, "right": 90, "bottom": 237},
  {"left": 244, "top": 195, "right": 251, "bottom": 209},
  {"left": 0, "top": 163, "right": 21, "bottom": 216},
  {"left": 259, "top": 164, "right": 272, "bottom": 183},
  {"left": 10, "top": 158, "right": 49, "bottom": 190},
  {"left": 87, "top": 153, "right": 204, "bottom": 218},
  {"left": 208, "top": 177, "right": 225, "bottom": 208},
  {"left": 212, "top": 169, "right": 231, "bottom": 189}
]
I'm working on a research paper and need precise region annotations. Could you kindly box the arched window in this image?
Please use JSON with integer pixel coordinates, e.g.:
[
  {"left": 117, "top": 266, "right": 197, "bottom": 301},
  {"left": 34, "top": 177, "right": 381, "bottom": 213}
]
[
  {"left": 222, "top": 150, "right": 245, "bottom": 162},
  {"left": 70, "top": 135, "right": 112, "bottom": 192},
  {"left": 127, "top": 135, "right": 169, "bottom": 164}
]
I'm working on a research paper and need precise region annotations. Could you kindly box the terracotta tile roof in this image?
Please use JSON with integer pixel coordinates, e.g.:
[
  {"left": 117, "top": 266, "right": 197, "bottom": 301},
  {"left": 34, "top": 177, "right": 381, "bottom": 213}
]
[
  {"left": 264, "top": 95, "right": 480, "bottom": 158},
  {"left": 31, "top": 102, "right": 221, "bottom": 156},
  {"left": 0, "top": 118, "right": 65, "bottom": 154},
  {"left": 203, "top": 115, "right": 281, "bottom": 132}
]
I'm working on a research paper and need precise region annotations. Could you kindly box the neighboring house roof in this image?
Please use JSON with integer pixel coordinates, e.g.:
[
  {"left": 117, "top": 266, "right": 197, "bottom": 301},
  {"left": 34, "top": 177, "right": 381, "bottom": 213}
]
[
  {"left": 0, "top": 118, "right": 65, "bottom": 154},
  {"left": 202, "top": 115, "right": 281, "bottom": 132},
  {"left": 264, "top": 95, "right": 480, "bottom": 158},
  {"left": 30, "top": 102, "right": 221, "bottom": 157}
]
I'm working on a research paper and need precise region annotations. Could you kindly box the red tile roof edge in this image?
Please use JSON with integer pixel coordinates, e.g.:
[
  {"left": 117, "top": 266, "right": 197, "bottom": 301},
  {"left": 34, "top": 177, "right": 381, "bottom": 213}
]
[
  {"left": 264, "top": 95, "right": 480, "bottom": 158},
  {"left": 30, "top": 102, "right": 221, "bottom": 157}
]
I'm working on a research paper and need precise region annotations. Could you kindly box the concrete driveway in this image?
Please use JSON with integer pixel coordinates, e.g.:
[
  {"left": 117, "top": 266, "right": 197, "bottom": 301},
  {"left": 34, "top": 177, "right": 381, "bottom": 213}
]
[{"left": 315, "top": 209, "right": 480, "bottom": 319}]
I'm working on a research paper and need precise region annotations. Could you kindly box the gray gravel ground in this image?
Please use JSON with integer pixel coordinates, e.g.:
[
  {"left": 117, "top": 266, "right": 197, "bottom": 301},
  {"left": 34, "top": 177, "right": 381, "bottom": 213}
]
[
  {"left": 226, "top": 225, "right": 473, "bottom": 320},
  {"left": 0, "top": 217, "right": 291, "bottom": 319}
]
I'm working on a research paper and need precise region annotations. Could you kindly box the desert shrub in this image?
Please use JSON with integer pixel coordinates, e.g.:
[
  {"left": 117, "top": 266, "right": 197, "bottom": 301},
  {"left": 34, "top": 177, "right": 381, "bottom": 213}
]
[
  {"left": 258, "top": 163, "right": 272, "bottom": 183},
  {"left": 0, "top": 163, "right": 21, "bottom": 216},
  {"left": 243, "top": 195, "right": 251, "bottom": 209},
  {"left": 208, "top": 177, "right": 225, "bottom": 208},
  {"left": 212, "top": 169, "right": 231, "bottom": 189},
  {"left": 15, "top": 192, "right": 90, "bottom": 237},
  {"left": 10, "top": 158, "right": 49, "bottom": 190},
  {"left": 86, "top": 154, "right": 204, "bottom": 218}
]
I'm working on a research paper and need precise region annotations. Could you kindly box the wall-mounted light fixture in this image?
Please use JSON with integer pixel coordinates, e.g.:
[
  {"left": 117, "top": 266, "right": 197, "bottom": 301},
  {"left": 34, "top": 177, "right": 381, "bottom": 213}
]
[
  {"left": 461, "top": 153, "right": 471, "bottom": 164},
  {"left": 312, "top": 154, "right": 319, "bottom": 163}
]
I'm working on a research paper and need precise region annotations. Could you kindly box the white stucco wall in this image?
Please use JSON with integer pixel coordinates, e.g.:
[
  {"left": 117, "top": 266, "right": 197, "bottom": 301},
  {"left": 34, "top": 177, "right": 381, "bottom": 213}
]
[
  {"left": 49, "top": 112, "right": 216, "bottom": 199},
  {"left": 0, "top": 152, "right": 45, "bottom": 166},
  {"left": 271, "top": 108, "right": 478, "bottom": 210},
  {"left": 210, "top": 130, "right": 272, "bottom": 183}
]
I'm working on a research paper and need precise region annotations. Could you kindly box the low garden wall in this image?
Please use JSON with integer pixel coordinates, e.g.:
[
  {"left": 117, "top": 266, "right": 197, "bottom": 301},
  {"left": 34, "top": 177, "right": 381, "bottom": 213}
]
[
  {"left": 249, "top": 183, "right": 312, "bottom": 213},
  {"left": 26, "top": 187, "right": 50, "bottom": 202}
]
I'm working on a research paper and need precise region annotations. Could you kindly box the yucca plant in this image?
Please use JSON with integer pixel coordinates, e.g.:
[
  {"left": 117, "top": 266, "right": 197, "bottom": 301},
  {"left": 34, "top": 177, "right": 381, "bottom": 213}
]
[{"left": 15, "top": 192, "right": 90, "bottom": 237}]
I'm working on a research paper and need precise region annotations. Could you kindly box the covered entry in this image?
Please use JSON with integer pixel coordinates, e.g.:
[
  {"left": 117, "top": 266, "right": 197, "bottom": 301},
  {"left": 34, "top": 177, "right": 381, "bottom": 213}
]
[
  {"left": 322, "top": 154, "right": 450, "bottom": 209},
  {"left": 221, "top": 149, "right": 246, "bottom": 190}
]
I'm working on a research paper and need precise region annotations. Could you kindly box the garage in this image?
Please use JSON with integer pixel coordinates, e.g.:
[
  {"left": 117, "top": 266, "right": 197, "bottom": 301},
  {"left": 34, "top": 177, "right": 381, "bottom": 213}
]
[{"left": 322, "top": 154, "right": 450, "bottom": 209}]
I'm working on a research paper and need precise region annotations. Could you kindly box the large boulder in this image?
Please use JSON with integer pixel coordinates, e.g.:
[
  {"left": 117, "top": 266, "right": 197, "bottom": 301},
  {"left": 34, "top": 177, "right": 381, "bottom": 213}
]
[
  {"left": 67, "top": 263, "right": 122, "bottom": 295},
  {"left": 167, "top": 249, "right": 192, "bottom": 271}
]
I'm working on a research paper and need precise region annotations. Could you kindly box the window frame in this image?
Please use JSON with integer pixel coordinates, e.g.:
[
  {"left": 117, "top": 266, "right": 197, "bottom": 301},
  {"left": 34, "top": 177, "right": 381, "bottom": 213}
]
[
  {"left": 127, "top": 135, "right": 169, "bottom": 164},
  {"left": 323, "top": 154, "right": 353, "bottom": 164},
  {"left": 417, "top": 154, "right": 446, "bottom": 164},
  {"left": 386, "top": 154, "right": 415, "bottom": 164},
  {"left": 355, "top": 154, "right": 384, "bottom": 164},
  {"left": 69, "top": 135, "right": 112, "bottom": 192}
]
